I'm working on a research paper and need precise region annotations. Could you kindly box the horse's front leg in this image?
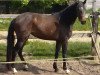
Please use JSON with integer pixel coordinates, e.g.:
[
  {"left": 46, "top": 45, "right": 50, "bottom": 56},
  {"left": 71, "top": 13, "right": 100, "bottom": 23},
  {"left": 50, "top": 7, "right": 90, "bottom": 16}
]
[
  {"left": 53, "top": 41, "right": 61, "bottom": 72},
  {"left": 62, "top": 40, "right": 70, "bottom": 73}
]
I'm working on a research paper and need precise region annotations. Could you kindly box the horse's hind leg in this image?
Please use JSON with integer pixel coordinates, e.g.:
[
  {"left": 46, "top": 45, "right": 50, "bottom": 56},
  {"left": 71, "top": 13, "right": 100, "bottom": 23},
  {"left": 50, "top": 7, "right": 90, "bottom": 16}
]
[
  {"left": 11, "top": 36, "right": 29, "bottom": 73},
  {"left": 53, "top": 41, "right": 61, "bottom": 72},
  {"left": 18, "top": 46, "right": 29, "bottom": 71}
]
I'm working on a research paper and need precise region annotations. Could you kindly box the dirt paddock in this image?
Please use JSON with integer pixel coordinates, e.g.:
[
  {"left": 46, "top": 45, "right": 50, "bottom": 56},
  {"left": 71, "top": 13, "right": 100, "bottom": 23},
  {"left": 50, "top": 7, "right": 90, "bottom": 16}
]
[{"left": 0, "top": 60, "right": 100, "bottom": 75}]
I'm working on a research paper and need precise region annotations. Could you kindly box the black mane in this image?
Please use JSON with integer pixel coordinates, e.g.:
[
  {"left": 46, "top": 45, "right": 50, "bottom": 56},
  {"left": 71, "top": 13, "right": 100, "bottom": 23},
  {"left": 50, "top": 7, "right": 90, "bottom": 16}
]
[{"left": 59, "top": 2, "right": 78, "bottom": 26}]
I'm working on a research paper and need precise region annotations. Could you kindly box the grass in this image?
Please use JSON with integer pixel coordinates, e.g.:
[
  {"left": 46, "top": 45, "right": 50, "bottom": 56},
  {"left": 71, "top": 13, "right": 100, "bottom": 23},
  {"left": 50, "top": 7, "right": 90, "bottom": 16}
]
[
  {"left": 73, "top": 18, "right": 91, "bottom": 31},
  {"left": 0, "top": 17, "right": 100, "bottom": 31},
  {"left": 0, "top": 41, "right": 91, "bottom": 61},
  {"left": 0, "top": 43, "right": 7, "bottom": 61},
  {"left": 0, "top": 18, "right": 13, "bottom": 31}
]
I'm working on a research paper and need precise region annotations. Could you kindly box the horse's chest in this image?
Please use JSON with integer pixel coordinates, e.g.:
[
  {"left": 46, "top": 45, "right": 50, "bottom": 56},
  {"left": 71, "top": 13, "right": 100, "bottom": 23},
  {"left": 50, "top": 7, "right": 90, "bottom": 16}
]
[{"left": 60, "top": 26, "right": 72, "bottom": 39}]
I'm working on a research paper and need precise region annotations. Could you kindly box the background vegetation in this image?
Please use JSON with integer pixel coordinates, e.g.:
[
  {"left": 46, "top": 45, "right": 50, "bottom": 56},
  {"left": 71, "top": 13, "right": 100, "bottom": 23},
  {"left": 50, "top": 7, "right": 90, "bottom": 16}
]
[
  {"left": 0, "top": 0, "right": 70, "bottom": 14},
  {"left": 1, "top": 0, "right": 99, "bottom": 14}
]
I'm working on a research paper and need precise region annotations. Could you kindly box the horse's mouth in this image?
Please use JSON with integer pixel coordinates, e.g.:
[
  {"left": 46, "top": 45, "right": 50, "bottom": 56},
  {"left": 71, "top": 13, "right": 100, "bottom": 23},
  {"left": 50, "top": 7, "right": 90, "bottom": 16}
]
[{"left": 81, "top": 21, "right": 86, "bottom": 25}]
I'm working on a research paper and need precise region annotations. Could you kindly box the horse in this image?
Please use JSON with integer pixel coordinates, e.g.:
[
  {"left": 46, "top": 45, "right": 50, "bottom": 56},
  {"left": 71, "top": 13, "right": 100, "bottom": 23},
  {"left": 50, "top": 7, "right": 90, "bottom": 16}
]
[{"left": 6, "top": 0, "right": 87, "bottom": 73}]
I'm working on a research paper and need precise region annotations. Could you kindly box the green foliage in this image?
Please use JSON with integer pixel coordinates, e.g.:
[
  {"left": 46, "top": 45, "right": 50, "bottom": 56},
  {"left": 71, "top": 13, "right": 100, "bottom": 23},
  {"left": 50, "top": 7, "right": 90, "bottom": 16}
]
[
  {"left": 23, "top": 41, "right": 91, "bottom": 59},
  {"left": 68, "top": 42, "right": 91, "bottom": 57},
  {"left": 86, "top": 8, "right": 92, "bottom": 13},
  {"left": 24, "top": 41, "right": 55, "bottom": 59},
  {"left": 0, "top": 18, "right": 12, "bottom": 31},
  {"left": 10, "top": 1, "right": 22, "bottom": 13},
  {"left": 1, "top": 0, "right": 69, "bottom": 13},
  {"left": 54, "top": 0, "right": 67, "bottom": 4},
  {"left": 73, "top": 18, "right": 92, "bottom": 31},
  {"left": 1, "top": 0, "right": 91, "bottom": 14},
  {"left": 21, "top": 0, "right": 29, "bottom": 6},
  {"left": 0, "top": 44, "right": 6, "bottom": 61}
]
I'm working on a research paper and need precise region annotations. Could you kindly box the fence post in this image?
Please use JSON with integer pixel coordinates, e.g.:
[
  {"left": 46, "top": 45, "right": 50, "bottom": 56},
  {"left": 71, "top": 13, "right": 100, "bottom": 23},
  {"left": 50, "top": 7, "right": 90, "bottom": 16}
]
[{"left": 91, "top": 0, "right": 100, "bottom": 63}]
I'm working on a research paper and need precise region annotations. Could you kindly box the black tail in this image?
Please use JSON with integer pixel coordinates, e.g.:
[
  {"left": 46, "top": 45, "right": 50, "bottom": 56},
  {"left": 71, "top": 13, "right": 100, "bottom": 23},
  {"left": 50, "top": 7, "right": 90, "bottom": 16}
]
[{"left": 6, "top": 20, "right": 15, "bottom": 69}]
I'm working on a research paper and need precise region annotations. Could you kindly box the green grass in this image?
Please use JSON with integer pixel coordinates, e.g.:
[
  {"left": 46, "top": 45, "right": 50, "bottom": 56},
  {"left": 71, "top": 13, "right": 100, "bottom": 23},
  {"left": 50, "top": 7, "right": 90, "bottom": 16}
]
[
  {"left": 0, "top": 41, "right": 91, "bottom": 61},
  {"left": 24, "top": 41, "right": 91, "bottom": 59},
  {"left": 0, "top": 18, "right": 13, "bottom": 31},
  {"left": 73, "top": 18, "right": 91, "bottom": 31},
  {"left": 0, "top": 44, "right": 7, "bottom": 61},
  {"left": 0, "top": 18, "right": 100, "bottom": 31},
  {"left": 24, "top": 41, "right": 55, "bottom": 59}
]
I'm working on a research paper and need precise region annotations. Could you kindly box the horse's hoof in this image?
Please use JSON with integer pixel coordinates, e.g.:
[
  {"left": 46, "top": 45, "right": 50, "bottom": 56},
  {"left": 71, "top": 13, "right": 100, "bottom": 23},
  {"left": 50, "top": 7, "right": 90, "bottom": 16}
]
[
  {"left": 23, "top": 68, "right": 28, "bottom": 71},
  {"left": 12, "top": 68, "right": 18, "bottom": 74},
  {"left": 64, "top": 69, "right": 70, "bottom": 74},
  {"left": 23, "top": 65, "right": 29, "bottom": 71},
  {"left": 54, "top": 68, "right": 58, "bottom": 72}
]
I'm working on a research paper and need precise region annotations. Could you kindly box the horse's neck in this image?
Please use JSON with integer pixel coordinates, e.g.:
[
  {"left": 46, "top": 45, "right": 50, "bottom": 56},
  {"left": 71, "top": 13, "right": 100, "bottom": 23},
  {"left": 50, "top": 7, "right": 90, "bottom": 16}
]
[{"left": 59, "top": 3, "right": 77, "bottom": 26}]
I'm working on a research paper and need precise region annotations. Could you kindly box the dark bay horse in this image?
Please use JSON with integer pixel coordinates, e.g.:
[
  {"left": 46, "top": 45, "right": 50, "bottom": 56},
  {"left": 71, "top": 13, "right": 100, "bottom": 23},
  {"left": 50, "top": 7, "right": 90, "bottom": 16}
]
[{"left": 6, "top": 0, "right": 87, "bottom": 73}]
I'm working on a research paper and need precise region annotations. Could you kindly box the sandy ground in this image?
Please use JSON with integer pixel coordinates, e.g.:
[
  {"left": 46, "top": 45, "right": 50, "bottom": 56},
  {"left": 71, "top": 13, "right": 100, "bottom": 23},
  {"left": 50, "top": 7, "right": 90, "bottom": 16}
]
[{"left": 0, "top": 60, "right": 100, "bottom": 75}]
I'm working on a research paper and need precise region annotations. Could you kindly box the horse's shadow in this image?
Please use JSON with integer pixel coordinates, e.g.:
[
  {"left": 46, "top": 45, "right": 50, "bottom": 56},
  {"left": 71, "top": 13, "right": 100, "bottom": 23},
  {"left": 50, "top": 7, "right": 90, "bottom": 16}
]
[
  {"left": 0, "top": 64, "right": 53, "bottom": 74},
  {"left": 25, "top": 64, "right": 53, "bottom": 74},
  {"left": 0, "top": 64, "right": 7, "bottom": 73}
]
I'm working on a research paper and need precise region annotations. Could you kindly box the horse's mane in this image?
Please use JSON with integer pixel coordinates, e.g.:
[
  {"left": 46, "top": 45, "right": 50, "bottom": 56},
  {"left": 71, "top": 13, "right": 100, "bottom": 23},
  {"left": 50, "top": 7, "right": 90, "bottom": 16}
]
[
  {"left": 59, "top": 2, "right": 78, "bottom": 14},
  {"left": 51, "top": 2, "right": 78, "bottom": 16}
]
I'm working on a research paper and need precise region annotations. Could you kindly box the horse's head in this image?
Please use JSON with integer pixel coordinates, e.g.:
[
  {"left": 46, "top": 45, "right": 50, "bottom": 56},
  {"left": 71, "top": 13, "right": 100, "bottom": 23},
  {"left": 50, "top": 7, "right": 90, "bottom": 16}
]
[{"left": 76, "top": 0, "right": 87, "bottom": 25}]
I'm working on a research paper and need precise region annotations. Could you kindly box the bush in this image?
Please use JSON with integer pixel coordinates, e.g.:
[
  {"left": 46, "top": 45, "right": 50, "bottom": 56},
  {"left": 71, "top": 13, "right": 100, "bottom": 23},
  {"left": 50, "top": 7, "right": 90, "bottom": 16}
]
[{"left": 0, "top": 0, "right": 69, "bottom": 14}]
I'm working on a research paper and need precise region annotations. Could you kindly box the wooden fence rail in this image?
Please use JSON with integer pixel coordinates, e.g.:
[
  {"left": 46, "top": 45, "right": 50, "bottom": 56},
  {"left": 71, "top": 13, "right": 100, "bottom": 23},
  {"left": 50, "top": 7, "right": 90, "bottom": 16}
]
[{"left": 0, "top": 31, "right": 95, "bottom": 43}]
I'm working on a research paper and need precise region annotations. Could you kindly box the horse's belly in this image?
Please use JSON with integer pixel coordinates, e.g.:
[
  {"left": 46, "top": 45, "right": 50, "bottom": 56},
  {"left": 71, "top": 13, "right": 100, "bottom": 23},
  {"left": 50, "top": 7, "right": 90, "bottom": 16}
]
[
  {"left": 32, "top": 34, "right": 57, "bottom": 40},
  {"left": 31, "top": 32, "right": 58, "bottom": 40}
]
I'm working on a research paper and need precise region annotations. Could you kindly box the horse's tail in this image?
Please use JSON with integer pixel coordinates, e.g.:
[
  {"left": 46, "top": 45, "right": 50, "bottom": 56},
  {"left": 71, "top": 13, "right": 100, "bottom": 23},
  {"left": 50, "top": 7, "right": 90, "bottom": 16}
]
[{"left": 6, "top": 19, "right": 15, "bottom": 68}]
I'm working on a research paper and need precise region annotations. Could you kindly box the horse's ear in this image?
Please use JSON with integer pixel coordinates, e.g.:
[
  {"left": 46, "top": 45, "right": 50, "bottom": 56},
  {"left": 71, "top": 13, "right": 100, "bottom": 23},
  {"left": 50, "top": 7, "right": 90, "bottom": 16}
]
[{"left": 83, "top": 0, "right": 87, "bottom": 4}]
